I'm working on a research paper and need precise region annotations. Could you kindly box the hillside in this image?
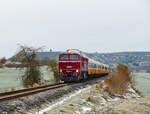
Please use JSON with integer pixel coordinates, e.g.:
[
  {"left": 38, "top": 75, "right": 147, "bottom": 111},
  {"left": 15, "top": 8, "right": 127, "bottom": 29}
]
[
  {"left": 87, "top": 52, "right": 150, "bottom": 72},
  {"left": 10, "top": 51, "right": 150, "bottom": 72}
]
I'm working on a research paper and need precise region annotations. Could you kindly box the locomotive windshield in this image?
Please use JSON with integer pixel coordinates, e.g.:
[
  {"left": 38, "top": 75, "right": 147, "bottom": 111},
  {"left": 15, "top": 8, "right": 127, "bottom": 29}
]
[
  {"left": 59, "top": 54, "right": 79, "bottom": 61},
  {"left": 59, "top": 54, "right": 68, "bottom": 60},
  {"left": 70, "top": 54, "right": 79, "bottom": 60}
]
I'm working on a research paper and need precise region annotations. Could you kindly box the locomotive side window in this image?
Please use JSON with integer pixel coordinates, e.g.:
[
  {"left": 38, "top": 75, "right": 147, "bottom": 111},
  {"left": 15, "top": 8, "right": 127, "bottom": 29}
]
[
  {"left": 60, "top": 54, "right": 68, "bottom": 60},
  {"left": 70, "top": 54, "right": 79, "bottom": 60}
]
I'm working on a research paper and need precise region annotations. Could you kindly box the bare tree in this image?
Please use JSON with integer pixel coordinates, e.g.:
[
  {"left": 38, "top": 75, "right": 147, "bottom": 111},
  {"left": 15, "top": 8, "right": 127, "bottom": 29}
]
[
  {"left": 0, "top": 57, "right": 7, "bottom": 65},
  {"left": 17, "top": 45, "right": 43, "bottom": 87}
]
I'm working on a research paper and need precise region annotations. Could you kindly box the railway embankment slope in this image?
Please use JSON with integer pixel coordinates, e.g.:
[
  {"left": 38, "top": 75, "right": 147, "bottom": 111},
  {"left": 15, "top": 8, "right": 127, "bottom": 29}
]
[
  {"left": 46, "top": 84, "right": 150, "bottom": 114},
  {"left": 46, "top": 64, "right": 150, "bottom": 114}
]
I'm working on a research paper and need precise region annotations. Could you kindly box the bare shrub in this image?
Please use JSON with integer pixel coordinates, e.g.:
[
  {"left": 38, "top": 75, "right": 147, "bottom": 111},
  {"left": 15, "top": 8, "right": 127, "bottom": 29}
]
[
  {"left": 48, "top": 60, "right": 60, "bottom": 82},
  {"left": 17, "top": 45, "right": 43, "bottom": 87},
  {"left": 104, "top": 64, "right": 131, "bottom": 95}
]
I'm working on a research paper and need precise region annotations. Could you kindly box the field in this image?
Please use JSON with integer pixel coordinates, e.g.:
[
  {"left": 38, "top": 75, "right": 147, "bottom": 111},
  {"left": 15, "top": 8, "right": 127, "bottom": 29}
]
[
  {"left": 134, "top": 73, "right": 150, "bottom": 97},
  {"left": 0, "top": 67, "right": 54, "bottom": 91}
]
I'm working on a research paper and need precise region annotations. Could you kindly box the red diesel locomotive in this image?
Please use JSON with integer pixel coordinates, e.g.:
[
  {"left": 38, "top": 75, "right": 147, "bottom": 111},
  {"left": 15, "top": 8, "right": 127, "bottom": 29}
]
[{"left": 58, "top": 49, "right": 110, "bottom": 82}]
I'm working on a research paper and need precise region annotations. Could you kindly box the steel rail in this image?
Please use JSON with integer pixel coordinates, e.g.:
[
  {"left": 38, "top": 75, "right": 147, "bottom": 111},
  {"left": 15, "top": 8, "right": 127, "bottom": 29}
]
[{"left": 0, "top": 83, "right": 66, "bottom": 101}]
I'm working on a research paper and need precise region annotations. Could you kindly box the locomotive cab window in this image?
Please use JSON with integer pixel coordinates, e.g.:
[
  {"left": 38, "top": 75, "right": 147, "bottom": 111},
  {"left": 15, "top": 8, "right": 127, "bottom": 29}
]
[
  {"left": 59, "top": 54, "right": 68, "bottom": 60},
  {"left": 70, "top": 54, "right": 79, "bottom": 60}
]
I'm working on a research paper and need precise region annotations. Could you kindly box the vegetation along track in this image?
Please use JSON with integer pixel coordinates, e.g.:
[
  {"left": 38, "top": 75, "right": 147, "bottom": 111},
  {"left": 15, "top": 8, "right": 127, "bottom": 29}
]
[{"left": 0, "top": 83, "right": 66, "bottom": 101}]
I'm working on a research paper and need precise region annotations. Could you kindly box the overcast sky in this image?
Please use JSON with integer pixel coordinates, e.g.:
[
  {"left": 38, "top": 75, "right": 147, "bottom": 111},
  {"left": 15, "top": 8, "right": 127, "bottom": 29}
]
[{"left": 0, "top": 0, "right": 150, "bottom": 58}]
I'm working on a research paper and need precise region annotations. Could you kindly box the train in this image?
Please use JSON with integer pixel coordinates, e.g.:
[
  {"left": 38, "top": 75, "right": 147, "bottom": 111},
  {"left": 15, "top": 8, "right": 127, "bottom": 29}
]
[{"left": 58, "top": 49, "right": 111, "bottom": 82}]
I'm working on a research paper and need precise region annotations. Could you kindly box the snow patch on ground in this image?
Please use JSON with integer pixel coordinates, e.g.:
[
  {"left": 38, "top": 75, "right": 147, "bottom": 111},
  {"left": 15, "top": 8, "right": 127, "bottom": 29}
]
[
  {"left": 74, "top": 107, "right": 91, "bottom": 114},
  {"left": 81, "top": 106, "right": 91, "bottom": 113}
]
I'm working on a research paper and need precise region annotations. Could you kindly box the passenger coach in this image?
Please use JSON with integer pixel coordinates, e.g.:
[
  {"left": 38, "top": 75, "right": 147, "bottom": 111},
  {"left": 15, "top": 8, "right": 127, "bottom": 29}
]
[{"left": 58, "top": 49, "right": 110, "bottom": 82}]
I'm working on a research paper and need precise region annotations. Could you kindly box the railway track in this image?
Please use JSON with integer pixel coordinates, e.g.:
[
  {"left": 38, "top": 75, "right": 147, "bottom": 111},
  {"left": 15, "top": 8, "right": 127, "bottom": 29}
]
[
  {"left": 0, "top": 83, "right": 67, "bottom": 101},
  {"left": 0, "top": 75, "right": 110, "bottom": 102}
]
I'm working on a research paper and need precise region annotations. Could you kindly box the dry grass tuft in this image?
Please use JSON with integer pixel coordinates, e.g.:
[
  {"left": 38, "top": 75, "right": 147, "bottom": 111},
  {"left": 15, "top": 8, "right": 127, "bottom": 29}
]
[{"left": 104, "top": 64, "right": 131, "bottom": 95}]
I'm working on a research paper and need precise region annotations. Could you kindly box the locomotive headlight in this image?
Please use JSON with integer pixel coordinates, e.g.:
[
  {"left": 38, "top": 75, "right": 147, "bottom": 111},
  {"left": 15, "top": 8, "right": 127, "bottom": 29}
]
[
  {"left": 60, "top": 69, "right": 62, "bottom": 72},
  {"left": 76, "top": 69, "right": 79, "bottom": 73}
]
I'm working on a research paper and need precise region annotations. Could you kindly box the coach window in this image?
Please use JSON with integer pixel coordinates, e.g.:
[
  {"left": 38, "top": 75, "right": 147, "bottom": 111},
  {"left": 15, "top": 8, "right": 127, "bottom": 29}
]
[
  {"left": 94, "top": 64, "right": 96, "bottom": 68},
  {"left": 102, "top": 66, "right": 104, "bottom": 69},
  {"left": 89, "top": 63, "right": 92, "bottom": 67},
  {"left": 91, "top": 63, "right": 95, "bottom": 68},
  {"left": 70, "top": 54, "right": 79, "bottom": 60},
  {"left": 99, "top": 65, "right": 101, "bottom": 69}
]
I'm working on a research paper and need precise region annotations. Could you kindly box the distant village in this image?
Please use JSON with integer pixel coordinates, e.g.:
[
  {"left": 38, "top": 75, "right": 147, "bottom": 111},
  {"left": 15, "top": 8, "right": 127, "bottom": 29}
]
[{"left": 0, "top": 51, "right": 150, "bottom": 73}]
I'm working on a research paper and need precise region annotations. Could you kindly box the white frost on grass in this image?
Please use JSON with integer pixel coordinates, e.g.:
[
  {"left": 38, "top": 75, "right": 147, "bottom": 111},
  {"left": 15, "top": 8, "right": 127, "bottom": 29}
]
[
  {"left": 35, "top": 86, "right": 92, "bottom": 114},
  {"left": 74, "top": 111, "right": 82, "bottom": 114},
  {"left": 111, "top": 97, "right": 120, "bottom": 101},
  {"left": 74, "top": 106, "right": 91, "bottom": 114},
  {"left": 81, "top": 106, "right": 91, "bottom": 113},
  {"left": 74, "top": 106, "right": 92, "bottom": 114}
]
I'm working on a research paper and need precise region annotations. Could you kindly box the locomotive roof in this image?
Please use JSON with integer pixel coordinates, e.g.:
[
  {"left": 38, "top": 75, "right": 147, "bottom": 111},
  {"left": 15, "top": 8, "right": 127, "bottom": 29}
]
[
  {"left": 60, "top": 49, "right": 82, "bottom": 55},
  {"left": 60, "top": 50, "right": 87, "bottom": 58}
]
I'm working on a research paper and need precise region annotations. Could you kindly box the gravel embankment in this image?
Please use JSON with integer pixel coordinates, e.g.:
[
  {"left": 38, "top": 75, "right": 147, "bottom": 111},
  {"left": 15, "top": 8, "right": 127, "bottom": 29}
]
[
  {"left": 45, "top": 84, "right": 150, "bottom": 114},
  {"left": 0, "top": 77, "right": 103, "bottom": 114}
]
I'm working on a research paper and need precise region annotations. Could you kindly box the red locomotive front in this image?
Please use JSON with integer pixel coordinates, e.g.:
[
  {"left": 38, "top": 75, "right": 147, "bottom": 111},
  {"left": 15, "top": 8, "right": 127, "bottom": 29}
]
[{"left": 58, "top": 50, "right": 88, "bottom": 82}]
